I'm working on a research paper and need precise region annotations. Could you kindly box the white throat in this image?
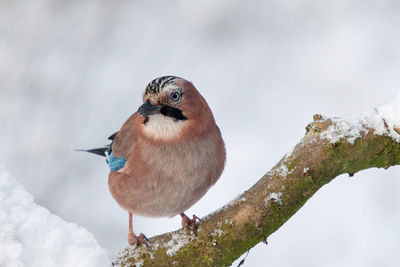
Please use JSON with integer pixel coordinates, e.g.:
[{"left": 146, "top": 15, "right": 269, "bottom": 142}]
[{"left": 142, "top": 114, "right": 186, "bottom": 140}]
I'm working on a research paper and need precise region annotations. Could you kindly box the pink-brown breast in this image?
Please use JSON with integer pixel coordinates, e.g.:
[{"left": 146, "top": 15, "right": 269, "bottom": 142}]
[{"left": 108, "top": 115, "right": 226, "bottom": 217}]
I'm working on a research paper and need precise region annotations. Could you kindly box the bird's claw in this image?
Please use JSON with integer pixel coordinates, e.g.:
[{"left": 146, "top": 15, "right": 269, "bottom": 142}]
[
  {"left": 180, "top": 213, "right": 201, "bottom": 235},
  {"left": 128, "top": 232, "right": 149, "bottom": 247}
]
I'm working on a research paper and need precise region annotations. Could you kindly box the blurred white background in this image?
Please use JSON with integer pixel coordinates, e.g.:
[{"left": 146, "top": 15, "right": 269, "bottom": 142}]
[{"left": 1, "top": 1, "right": 400, "bottom": 266}]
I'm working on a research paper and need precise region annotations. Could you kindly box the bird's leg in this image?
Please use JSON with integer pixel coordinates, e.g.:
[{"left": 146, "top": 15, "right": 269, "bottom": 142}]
[
  {"left": 127, "top": 212, "right": 149, "bottom": 247},
  {"left": 127, "top": 211, "right": 136, "bottom": 245},
  {"left": 180, "top": 213, "right": 201, "bottom": 235}
]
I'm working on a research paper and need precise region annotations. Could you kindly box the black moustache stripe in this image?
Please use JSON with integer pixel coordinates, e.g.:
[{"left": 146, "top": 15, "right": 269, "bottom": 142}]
[{"left": 160, "top": 106, "right": 187, "bottom": 121}]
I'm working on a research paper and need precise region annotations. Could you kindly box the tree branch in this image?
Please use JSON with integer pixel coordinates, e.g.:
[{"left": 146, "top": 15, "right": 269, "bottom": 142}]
[{"left": 114, "top": 109, "right": 400, "bottom": 267}]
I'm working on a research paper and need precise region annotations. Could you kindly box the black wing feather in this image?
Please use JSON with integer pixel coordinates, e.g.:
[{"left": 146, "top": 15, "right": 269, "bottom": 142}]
[{"left": 76, "top": 131, "right": 119, "bottom": 157}]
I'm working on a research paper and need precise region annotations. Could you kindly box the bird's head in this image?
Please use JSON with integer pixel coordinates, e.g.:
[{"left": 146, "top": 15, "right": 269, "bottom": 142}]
[{"left": 137, "top": 76, "right": 214, "bottom": 141}]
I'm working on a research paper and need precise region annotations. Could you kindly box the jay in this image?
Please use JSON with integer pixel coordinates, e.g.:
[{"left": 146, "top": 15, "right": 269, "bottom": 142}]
[{"left": 84, "top": 76, "right": 226, "bottom": 245}]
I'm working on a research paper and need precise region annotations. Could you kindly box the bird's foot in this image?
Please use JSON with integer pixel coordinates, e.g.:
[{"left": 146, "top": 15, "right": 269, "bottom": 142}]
[
  {"left": 180, "top": 213, "right": 201, "bottom": 235},
  {"left": 128, "top": 232, "right": 149, "bottom": 247}
]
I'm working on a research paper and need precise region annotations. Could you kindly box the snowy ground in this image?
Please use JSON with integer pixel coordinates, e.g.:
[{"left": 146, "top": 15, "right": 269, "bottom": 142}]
[
  {"left": 1, "top": 1, "right": 400, "bottom": 266},
  {"left": 0, "top": 167, "right": 110, "bottom": 267}
]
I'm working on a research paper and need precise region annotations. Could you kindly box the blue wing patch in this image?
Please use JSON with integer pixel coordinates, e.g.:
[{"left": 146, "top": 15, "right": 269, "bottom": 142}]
[{"left": 107, "top": 152, "right": 127, "bottom": 171}]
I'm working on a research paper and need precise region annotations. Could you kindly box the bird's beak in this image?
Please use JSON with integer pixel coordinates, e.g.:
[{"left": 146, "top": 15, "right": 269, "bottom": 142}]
[{"left": 138, "top": 101, "right": 162, "bottom": 116}]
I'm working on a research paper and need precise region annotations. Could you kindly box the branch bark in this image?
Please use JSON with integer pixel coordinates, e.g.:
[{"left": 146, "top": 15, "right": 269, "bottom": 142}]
[{"left": 115, "top": 113, "right": 400, "bottom": 267}]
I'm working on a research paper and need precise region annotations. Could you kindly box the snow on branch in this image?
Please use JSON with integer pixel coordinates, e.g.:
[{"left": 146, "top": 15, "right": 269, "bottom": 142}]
[
  {"left": 320, "top": 93, "right": 400, "bottom": 144},
  {"left": 0, "top": 167, "right": 109, "bottom": 267},
  {"left": 115, "top": 93, "right": 400, "bottom": 267}
]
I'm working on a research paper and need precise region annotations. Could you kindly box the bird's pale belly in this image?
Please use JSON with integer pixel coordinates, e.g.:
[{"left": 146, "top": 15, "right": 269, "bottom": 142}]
[
  {"left": 108, "top": 139, "right": 223, "bottom": 217},
  {"left": 131, "top": 168, "right": 212, "bottom": 217}
]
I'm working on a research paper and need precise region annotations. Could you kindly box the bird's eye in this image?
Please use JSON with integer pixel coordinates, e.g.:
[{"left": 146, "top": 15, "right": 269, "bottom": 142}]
[{"left": 170, "top": 91, "right": 181, "bottom": 101}]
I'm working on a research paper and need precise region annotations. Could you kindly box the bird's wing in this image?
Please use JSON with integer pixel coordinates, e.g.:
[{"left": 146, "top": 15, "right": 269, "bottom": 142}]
[
  {"left": 111, "top": 113, "right": 137, "bottom": 159},
  {"left": 108, "top": 131, "right": 119, "bottom": 141}
]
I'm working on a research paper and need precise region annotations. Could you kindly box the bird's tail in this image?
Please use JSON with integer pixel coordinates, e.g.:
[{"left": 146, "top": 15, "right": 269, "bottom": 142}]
[
  {"left": 75, "top": 131, "right": 118, "bottom": 158},
  {"left": 75, "top": 146, "right": 110, "bottom": 157},
  {"left": 76, "top": 131, "right": 127, "bottom": 171}
]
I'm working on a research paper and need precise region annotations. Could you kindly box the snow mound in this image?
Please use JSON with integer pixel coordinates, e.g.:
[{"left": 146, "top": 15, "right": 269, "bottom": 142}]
[
  {"left": 0, "top": 166, "right": 110, "bottom": 267},
  {"left": 321, "top": 91, "right": 400, "bottom": 144}
]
